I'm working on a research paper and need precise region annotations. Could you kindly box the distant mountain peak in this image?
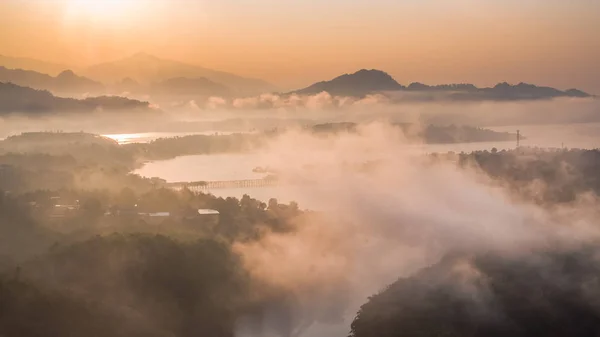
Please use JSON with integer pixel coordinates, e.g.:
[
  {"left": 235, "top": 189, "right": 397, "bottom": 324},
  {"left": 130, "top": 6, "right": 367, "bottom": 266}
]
[
  {"left": 340, "top": 69, "right": 398, "bottom": 83},
  {"left": 345, "top": 68, "right": 394, "bottom": 78},
  {"left": 293, "top": 68, "right": 403, "bottom": 96},
  {"left": 355, "top": 68, "right": 388, "bottom": 75},
  {"left": 57, "top": 69, "right": 77, "bottom": 78}
]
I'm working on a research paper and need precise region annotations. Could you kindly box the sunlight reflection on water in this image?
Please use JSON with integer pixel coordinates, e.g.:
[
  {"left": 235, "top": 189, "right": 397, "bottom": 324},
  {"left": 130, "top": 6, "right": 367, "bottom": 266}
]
[{"left": 103, "top": 131, "right": 240, "bottom": 144}]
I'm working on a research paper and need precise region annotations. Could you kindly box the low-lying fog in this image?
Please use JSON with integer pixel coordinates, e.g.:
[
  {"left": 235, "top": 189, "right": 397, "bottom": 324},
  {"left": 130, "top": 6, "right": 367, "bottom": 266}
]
[
  {"left": 2, "top": 96, "right": 600, "bottom": 337},
  {"left": 1, "top": 96, "right": 598, "bottom": 139},
  {"left": 225, "top": 123, "right": 600, "bottom": 337},
  {"left": 3, "top": 97, "right": 599, "bottom": 210}
]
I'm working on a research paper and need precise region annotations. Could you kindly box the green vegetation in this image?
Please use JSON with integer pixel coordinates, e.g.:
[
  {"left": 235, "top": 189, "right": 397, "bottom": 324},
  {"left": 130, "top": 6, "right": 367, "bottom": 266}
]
[
  {"left": 452, "top": 147, "right": 600, "bottom": 204},
  {"left": 350, "top": 247, "right": 600, "bottom": 337},
  {"left": 125, "top": 133, "right": 266, "bottom": 161},
  {"left": 348, "top": 147, "right": 600, "bottom": 337},
  {"left": 3, "top": 128, "right": 600, "bottom": 337},
  {"left": 0, "top": 185, "right": 304, "bottom": 337}
]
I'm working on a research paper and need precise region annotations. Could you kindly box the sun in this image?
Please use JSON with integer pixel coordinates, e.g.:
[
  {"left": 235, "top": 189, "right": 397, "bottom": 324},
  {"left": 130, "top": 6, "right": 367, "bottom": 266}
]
[{"left": 65, "top": 0, "right": 140, "bottom": 24}]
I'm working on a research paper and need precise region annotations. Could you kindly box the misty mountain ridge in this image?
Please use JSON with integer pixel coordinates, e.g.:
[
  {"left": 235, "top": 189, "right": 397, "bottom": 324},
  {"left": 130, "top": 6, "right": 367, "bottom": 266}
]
[
  {"left": 150, "top": 77, "right": 231, "bottom": 98},
  {"left": 0, "top": 54, "right": 69, "bottom": 77},
  {"left": 113, "top": 77, "right": 143, "bottom": 94},
  {"left": 0, "top": 82, "right": 157, "bottom": 115},
  {"left": 0, "top": 66, "right": 104, "bottom": 96},
  {"left": 293, "top": 69, "right": 591, "bottom": 100},
  {"left": 109, "top": 75, "right": 233, "bottom": 102},
  {"left": 0, "top": 54, "right": 592, "bottom": 106},
  {"left": 82, "top": 52, "right": 275, "bottom": 96}
]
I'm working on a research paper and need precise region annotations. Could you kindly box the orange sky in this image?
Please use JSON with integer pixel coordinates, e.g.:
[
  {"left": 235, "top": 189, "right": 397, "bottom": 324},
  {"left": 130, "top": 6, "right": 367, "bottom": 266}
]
[{"left": 0, "top": 0, "right": 599, "bottom": 92}]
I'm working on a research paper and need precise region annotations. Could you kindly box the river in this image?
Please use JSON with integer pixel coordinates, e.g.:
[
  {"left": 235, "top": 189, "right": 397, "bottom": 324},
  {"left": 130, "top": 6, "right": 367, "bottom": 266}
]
[{"left": 130, "top": 123, "right": 600, "bottom": 205}]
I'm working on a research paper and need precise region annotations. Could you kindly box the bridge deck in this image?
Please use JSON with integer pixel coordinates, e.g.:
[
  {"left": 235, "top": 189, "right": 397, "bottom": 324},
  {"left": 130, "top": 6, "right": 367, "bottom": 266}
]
[{"left": 165, "top": 178, "right": 279, "bottom": 192}]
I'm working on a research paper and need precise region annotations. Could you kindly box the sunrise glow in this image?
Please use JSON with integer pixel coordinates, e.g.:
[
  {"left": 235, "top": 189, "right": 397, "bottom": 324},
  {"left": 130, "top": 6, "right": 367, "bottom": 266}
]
[{"left": 64, "top": 0, "right": 140, "bottom": 24}]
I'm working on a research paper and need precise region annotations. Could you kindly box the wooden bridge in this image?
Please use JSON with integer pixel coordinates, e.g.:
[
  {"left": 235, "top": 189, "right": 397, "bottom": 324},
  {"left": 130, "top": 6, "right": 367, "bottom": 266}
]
[{"left": 165, "top": 177, "right": 279, "bottom": 193}]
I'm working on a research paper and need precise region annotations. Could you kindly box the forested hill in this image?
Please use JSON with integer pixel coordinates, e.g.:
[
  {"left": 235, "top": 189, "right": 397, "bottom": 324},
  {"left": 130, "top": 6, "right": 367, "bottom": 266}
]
[
  {"left": 350, "top": 246, "right": 600, "bottom": 337},
  {"left": 0, "top": 82, "right": 157, "bottom": 114}
]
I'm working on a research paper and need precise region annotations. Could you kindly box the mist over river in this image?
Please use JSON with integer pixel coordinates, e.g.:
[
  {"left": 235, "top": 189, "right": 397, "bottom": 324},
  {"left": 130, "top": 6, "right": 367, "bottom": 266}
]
[
  {"left": 131, "top": 123, "right": 600, "bottom": 206},
  {"left": 2, "top": 3, "right": 599, "bottom": 336}
]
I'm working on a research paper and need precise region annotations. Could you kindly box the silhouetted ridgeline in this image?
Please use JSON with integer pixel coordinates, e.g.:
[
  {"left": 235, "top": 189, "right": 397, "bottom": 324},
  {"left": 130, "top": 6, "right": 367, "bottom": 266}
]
[
  {"left": 0, "top": 66, "right": 104, "bottom": 96},
  {"left": 292, "top": 69, "right": 591, "bottom": 100},
  {"left": 0, "top": 54, "right": 68, "bottom": 76},
  {"left": 81, "top": 52, "right": 275, "bottom": 95},
  {"left": 1, "top": 54, "right": 593, "bottom": 106},
  {"left": 294, "top": 69, "right": 404, "bottom": 96},
  {"left": 0, "top": 82, "right": 157, "bottom": 114}
]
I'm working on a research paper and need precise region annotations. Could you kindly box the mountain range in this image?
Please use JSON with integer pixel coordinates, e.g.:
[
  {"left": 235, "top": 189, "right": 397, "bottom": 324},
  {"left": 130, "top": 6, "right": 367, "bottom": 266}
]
[
  {"left": 0, "top": 53, "right": 275, "bottom": 96},
  {"left": 81, "top": 53, "right": 274, "bottom": 96},
  {"left": 0, "top": 82, "right": 157, "bottom": 115},
  {"left": 0, "top": 54, "right": 69, "bottom": 77},
  {"left": 292, "top": 69, "right": 591, "bottom": 100},
  {"left": 0, "top": 66, "right": 104, "bottom": 96},
  {"left": 0, "top": 54, "right": 594, "bottom": 113},
  {"left": 0, "top": 65, "right": 233, "bottom": 100}
]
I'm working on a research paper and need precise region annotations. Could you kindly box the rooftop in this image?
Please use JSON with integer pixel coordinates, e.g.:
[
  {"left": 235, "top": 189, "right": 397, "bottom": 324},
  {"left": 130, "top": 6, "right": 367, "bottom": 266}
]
[{"left": 198, "top": 209, "right": 220, "bottom": 215}]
